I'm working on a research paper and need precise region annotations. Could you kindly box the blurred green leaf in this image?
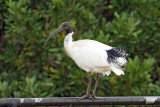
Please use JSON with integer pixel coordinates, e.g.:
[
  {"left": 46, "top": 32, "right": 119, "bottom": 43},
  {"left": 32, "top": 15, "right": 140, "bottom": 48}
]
[{"left": 0, "top": 0, "right": 160, "bottom": 98}]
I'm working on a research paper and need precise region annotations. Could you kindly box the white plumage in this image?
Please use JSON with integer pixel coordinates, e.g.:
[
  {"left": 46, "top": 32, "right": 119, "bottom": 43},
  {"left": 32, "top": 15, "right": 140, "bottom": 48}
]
[
  {"left": 64, "top": 32, "right": 126, "bottom": 76},
  {"left": 44, "top": 22, "right": 129, "bottom": 100}
]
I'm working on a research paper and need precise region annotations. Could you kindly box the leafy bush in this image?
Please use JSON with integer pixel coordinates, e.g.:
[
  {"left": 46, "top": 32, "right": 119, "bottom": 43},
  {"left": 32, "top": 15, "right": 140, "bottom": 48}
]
[{"left": 0, "top": 0, "right": 160, "bottom": 97}]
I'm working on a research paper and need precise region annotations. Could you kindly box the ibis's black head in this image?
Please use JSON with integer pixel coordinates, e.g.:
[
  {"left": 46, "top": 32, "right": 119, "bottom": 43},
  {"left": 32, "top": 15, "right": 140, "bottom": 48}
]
[
  {"left": 44, "top": 21, "right": 73, "bottom": 47},
  {"left": 61, "top": 22, "right": 73, "bottom": 34}
]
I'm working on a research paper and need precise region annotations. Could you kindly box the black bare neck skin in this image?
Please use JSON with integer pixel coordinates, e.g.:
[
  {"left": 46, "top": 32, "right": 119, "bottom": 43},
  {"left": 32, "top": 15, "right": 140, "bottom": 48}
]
[{"left": 66, "top": 27, "right": 73, "bottom": 35}]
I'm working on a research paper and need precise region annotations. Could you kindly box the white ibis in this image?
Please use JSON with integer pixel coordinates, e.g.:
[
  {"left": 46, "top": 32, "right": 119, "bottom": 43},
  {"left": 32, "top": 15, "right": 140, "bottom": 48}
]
[{"left": 44, "top": 22, "right": 129, "bottom": 100}]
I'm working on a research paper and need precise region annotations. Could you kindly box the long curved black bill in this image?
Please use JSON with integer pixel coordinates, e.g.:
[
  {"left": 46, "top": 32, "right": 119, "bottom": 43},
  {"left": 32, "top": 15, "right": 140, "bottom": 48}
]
[{"left": 44, "top": 27, "right": 63, "bottom": 47}]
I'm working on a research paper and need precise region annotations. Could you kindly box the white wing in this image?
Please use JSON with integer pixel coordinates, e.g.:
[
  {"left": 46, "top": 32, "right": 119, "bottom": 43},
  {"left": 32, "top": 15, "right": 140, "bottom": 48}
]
[{"left": 69, "top": 40, "right": 112, "bottom": 72}]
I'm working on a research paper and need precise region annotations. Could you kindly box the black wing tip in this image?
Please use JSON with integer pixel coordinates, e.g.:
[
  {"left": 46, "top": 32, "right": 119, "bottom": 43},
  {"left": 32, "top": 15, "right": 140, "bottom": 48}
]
[
  {"left": 112, "top": 47, "right": 130, "bottom": 58},
  {"left": 106, "top": 47, "right": 129, "bottom": 67}
]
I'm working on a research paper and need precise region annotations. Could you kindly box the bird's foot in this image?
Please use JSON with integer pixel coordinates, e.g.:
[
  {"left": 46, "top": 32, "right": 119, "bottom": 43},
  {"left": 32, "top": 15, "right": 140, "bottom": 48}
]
[
  {"left": 79, "top": 94, "right": 94, "bottom": 101},
  {"left": 92, "top": 93, "right": 97, "bottom": 99}
]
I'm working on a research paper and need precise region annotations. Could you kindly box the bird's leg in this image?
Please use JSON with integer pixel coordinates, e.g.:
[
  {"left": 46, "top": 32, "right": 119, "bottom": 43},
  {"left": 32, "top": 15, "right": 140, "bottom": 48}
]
[
  {"left": 79, "top": 72, "right": 93, "bottom": 100},
  {"left": 92, "top": 73, "right": 99, "bottom": 99}
]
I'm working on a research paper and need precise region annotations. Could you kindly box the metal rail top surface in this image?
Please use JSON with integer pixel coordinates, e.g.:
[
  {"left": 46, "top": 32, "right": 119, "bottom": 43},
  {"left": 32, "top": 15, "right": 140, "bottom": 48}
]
[{"left": 0, "top": 96, "right": 160, "bottom": 106}]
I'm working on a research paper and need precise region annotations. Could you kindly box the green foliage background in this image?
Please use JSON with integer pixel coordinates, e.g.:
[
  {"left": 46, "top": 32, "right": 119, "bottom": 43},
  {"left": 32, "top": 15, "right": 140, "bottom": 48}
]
[{"left": 0, "top": 0, "right": 160, "bottom": 97}]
